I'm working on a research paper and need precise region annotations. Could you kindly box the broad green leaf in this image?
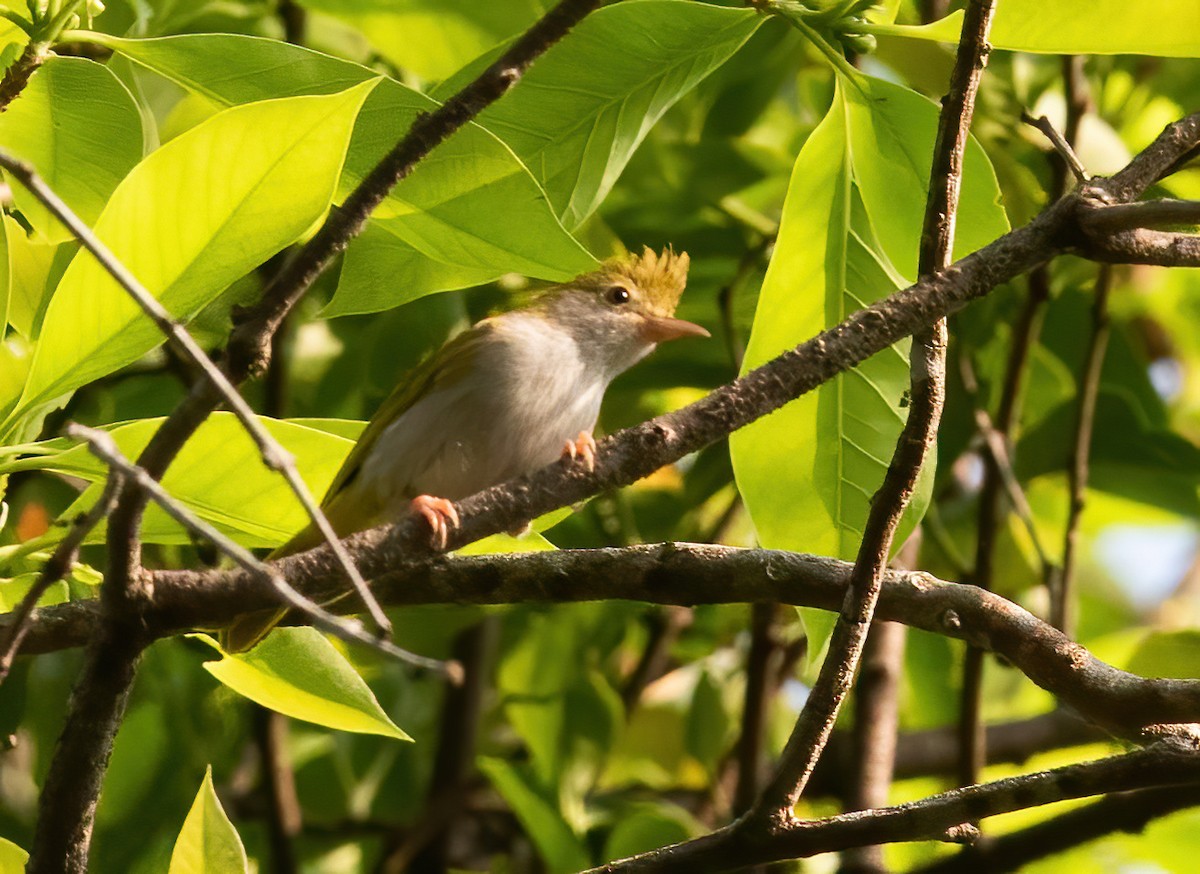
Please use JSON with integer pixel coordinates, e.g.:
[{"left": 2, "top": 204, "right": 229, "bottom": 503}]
[
  {"left": 9, "top": 81, "right": 377, "bottom": 433},
  {"left": 732, "top": 74, "right": 1005, "bottom": 651},
  {"left": 0, "top": 338, "right": 31, "bottom": 426},
  {"left": 0, "top": 216, "right": 8, "bottom": 335},
  {"left": 0, "top": 572, "right": 68, "bottom": 611},
  {"left": 168, "top": 766, "right": 247, "bottom": 874},
  {"left": 3, "top": 214, "right": 63, "bottom": 339},
  {"left": 89, "top": 33, "right": 595, "bottom": 317},
  {"left": 297, "top": 0, "right": 549, "bottom": 80},
  {"left": 196, "top": 630, "right": 412, "bottom": 740},
  {"left": 869, "top": 2, "right": 1200, "bottom": 55},
  {"left": 603, "top": 803, "right": 701, "bottom": 864},
  {"left": 0, "top": 56, "right": 143, "bottom": 243},
  {"left": 437, "top": 0, "right": 763, "bottom": 228},
  {"left": 479, "top": 757, "right": 592, "bottom": 874},
  {"left": 1126, "top": 631, "right": 1200, "bottom": 680},
  {"left": 0, "top": 415, "right": 358, "bottom": 548},
  {"left": 0, "top": 836, "right": 28, "bottom": 874}
]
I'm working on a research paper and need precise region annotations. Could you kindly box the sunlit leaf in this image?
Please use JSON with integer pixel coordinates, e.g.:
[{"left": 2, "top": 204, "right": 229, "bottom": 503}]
[
  {"left": 168, "top": 766, "right": 247, "bottom": 874},
  {"left": 437, "top": 0, "right": 763, "bottom": 228},
  {"left": 88, "top": 33, "right": 595, "bottom": 317},
  {"left": 870, "top": 1, "right": 1200, "bottom": 55},
  {"left": 196, "top": 630, "right": 412, "bottom": 740},
  {"left": 8, "top": 81, "right": 376, "bottom": 436},
  {"left": 0, "top": 415, "right": 358, "bottom": 548},
  {"left": 0, "top": 836, "right": 28, "bottom": 873},
  {"left": 0, "top": 56, "right": 143, "bottom": 243}
]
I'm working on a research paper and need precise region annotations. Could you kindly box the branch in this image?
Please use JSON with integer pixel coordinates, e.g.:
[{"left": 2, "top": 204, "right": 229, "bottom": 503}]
[
  {"left": 1082, "top": 198, "right": 1200, "bottom": 232},
  {"left": 915, "top": 784, "right": 1200, "bottom": 873},
  {"left": 1023, "top": 111, "right": 1090, "bottom": 183},
  {"left": 1081, "top": 226, "right": 1200, "bottom": 266},
  {"left": 17, "top": 543, "right": 1199, "bottom": 742},
  {"left": 1055, "top": 266, "right": 1112, "bottom": 634},
  {"left": 587, "top": 740, "right": 1200, "bottom": 873}
]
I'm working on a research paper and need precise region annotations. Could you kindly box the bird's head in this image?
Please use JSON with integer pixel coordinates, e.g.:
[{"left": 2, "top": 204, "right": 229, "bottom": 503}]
[{"left": 540, "top": 247, "right": 709, "bottom": 375}]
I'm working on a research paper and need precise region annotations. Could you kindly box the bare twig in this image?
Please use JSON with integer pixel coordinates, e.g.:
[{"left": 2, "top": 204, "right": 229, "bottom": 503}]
[
  {"left": 1082, "top": 226, "right": 1200, "bottom": 265},
  {"left": 64, "top": 424, "right": 457, "bottom": 678},
  {"left": 1055, "top": 266, "right": 1112, "bottom": 634},
  {"left": 1081, "top": 198, "right": 1200, "bottom": 233},
  {"left": 957, "top": 353, "right": 1055, "bottom": 577},
  {"left": 733, "top": 602, "right": 781, "bottom": 814},
  {"left": 588, "top": 740, "right": 1200, "bottom": 873},
  {"left": 1023, "top": 111, "right": 1090, "bottom": 183},
  {"left": 0, "top": 470, "right": 123, "bottom": 684},
  {"left": 915, "top": 784, "right": 1200, "bottom": 873}
]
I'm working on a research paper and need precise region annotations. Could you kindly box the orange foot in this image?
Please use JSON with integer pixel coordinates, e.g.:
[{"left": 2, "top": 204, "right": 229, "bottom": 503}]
[
  {"left": 410, "top": 494, "right": 460, "bottom": 550},
  {"left": 561, "top": 431, "right": 597, "bottom": 473}
]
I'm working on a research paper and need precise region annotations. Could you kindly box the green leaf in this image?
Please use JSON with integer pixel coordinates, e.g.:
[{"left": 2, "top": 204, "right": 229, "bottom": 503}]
[
  {"left": 7, "top": 81, "right": 377, "bottom": 434},
  {"left": 0, "top": 836, "right": 28, "bottom": 874},
  {"left": 296, "top": 0, "right": 549, "bottom": 81},
  {"left": 603, "top": 803, "right": 701, "bottom": 864},
  {"left": 479, "top": 757, "right": 592, "bottom": 874},
  {"left": 3, "top": 213, "right": 64, "bottom": 339},
  {"left": 0, "top": 56, "right": 143, "bottom": 243},
  {"left": 196, "top": 630, "right": 413, "bottom": 740},
  {"left": 168, "top": 766, "right": 247, "bottom": 874},
  {"left": 89, "top": 33, "right": 595, "bottom": 317},
  {"left": 1126, "top": 631, "right": 1200, "bottom": 680},
  {"left": 0, "top": 414, "right": 358, "bottom": 548},
  {"left": 437, "top": 0, "right": 763, "bottom": 228},
  {"left": 869, "top": 2, "right": 1200, "bottom": 55},
  {"left": 731, "top": 75, "right": 1006, "bottom": 652},
  {"left": 0, "top": 571, "right": 68, "bottom": 611}
]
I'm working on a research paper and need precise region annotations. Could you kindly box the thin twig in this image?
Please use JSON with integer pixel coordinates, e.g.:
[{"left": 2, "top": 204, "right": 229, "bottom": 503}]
[
  {"left": 64, "top": 424, "right": 458, "bottom": 678},
  {"left": 1081, "top": 199, "right": 1200, "bottom": 233},
  {"left": 733, "top": 602, "right": 780, "bottom": 815},
  {"left": 0, "top": 152, "right": 394, "bottom": 643},
  {"left": 588, "top": 740, "right": 1200, "bottom": 873},
  {"left": 915, "top": 784, "right": 1200, "bottom": 873},
  {"left": 1055, "top": 266, "right": 1112, "bottom": 635},
  {"left": 1022, "top": 111, "right": 1090, "bottom": 183},
  {"left": 0, "top": 470, "right": 123, "bottom": 684},
  {"left": 957, "top": 353, "right": 1055, "bottom": 577}
]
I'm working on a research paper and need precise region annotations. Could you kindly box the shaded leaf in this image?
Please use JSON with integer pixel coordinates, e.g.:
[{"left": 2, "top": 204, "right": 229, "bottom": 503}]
[{"left": 168, "top": 766, "right": 247, "bottom": 874}]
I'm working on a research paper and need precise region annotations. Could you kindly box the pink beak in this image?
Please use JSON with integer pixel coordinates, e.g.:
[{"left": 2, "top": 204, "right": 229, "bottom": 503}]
[{"left": 640, "top": 315, "right": 711, "bottom": 343}]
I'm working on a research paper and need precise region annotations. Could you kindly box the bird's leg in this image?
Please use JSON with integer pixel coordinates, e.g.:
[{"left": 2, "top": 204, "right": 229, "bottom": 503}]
[
  {"left": 410, "top": 495, "right": 460, "bottom": 550},
  {"left": 561, "top": 431, "right": 597, "bottom": 473}
]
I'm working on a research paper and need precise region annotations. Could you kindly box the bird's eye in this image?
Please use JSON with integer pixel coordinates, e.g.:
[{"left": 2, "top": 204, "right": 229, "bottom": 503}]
[{"left": 604, "top": 285, "right": 631, "bottom": 305}]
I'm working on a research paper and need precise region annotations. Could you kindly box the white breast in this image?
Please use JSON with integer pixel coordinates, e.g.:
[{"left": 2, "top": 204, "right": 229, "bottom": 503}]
[{"left": 359, "top": 313, "right": 608, "bottom": 514}]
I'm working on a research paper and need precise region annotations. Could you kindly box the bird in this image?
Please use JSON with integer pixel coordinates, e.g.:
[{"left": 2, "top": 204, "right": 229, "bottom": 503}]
[{"left": 221, "top": 247, "right": 707, "bottom": 652}]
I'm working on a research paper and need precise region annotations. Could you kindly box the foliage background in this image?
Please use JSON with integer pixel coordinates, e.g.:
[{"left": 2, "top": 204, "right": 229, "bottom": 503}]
[{"left": 0, "top": 0, "right": 1198, "bottom": 871}]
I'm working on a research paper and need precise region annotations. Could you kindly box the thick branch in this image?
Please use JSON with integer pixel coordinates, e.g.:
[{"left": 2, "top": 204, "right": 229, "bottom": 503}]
[{"left": 13, "top": 544, "right": 1200, "bottom": 742}]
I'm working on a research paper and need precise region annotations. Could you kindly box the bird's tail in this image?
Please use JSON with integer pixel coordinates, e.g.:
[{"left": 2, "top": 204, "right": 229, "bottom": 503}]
[{"left": 218, "top": 522, "right": 326, "bottom": 653}]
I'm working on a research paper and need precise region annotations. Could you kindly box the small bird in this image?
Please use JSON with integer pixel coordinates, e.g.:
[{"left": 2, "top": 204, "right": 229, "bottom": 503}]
[{"left": 221, "top": 247, "right": 707, "bottom": 652}]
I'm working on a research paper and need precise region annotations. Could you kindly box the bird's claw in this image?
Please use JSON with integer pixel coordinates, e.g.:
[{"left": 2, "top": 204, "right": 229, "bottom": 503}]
[
  {"left": 410, "top": 494, "right": 460, "bottom": 550},
  {"left": 561, "top": 431, "right": 597, "bottom": 473}
]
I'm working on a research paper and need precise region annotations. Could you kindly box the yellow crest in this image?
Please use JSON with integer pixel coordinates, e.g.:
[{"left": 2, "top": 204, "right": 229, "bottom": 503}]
[{"left": 583, "top": 247, "right": 691, "bottom": 316}]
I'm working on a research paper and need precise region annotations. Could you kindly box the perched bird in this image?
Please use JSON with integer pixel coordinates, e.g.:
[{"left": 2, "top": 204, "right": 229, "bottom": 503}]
[{"left": 222, "top": 247, "right": 706, "bottom": 652}]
